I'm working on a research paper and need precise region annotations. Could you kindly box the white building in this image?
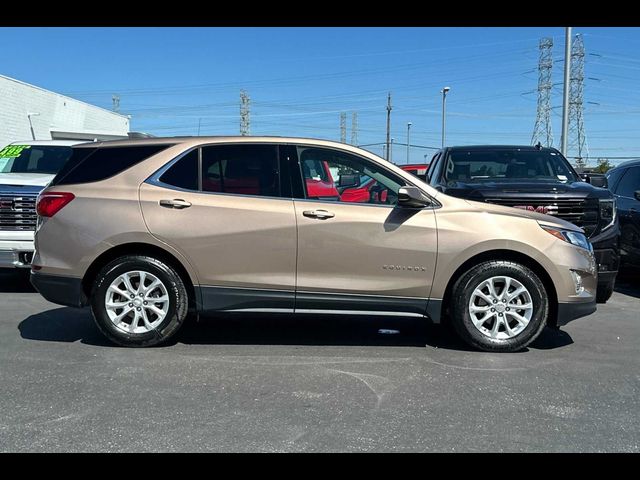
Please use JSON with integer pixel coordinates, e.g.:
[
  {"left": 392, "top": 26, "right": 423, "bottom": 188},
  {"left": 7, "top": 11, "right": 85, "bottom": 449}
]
[{"left": 0, "top": 74, "right": 130, "bottom": 146}]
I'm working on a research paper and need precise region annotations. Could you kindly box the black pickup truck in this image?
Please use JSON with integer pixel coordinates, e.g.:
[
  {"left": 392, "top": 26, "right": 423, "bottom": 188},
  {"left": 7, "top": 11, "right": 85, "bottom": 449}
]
[{"left": 426, "top": 145, "right": 619, "bottom": 303}]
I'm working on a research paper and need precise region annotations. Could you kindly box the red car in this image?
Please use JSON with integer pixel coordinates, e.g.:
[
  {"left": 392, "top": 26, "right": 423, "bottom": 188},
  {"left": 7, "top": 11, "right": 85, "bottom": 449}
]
[
  {"left": 400, "top": 163, "right": 429, "bottom": 181},
  {"left": 303, "top": 159, "right": 340, "bottom": 200}
]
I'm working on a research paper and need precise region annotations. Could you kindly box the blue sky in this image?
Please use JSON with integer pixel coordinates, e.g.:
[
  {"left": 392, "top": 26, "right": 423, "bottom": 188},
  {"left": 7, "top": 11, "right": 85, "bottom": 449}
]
[{"left": 1, "top": 27, "right": 639, "bottom": 165}]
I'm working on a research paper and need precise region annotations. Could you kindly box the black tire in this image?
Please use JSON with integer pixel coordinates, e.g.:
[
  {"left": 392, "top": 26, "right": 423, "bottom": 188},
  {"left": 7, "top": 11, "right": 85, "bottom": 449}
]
[
  {"left": 90, "top": 255, "right": 189, "bottom": 347},
  {"left": 450, "top": 260, "right": 549, "bottom": 352},
  {"left": 596, "top": 281, "right": 614, "bottom": 304}
]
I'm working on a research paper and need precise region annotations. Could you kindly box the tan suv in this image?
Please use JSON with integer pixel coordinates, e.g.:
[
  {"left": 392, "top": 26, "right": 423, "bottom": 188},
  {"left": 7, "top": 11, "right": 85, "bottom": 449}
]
[{"left": 30, "top": 137, "right": 597, "bottom": 352}]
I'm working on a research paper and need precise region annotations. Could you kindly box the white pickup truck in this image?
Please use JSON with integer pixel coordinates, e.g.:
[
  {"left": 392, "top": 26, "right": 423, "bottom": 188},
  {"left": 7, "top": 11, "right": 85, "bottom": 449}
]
[{"left": 0, "top": 140, "right": 84, "bottom": 269}]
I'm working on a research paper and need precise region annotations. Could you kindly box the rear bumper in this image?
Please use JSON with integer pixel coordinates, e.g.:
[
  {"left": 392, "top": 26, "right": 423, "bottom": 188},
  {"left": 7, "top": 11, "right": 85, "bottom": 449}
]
[
  {"left": 30, "top": 272, "right": 86, "bottom": 308},
  {"left": 557, "top": 299, "right": 597, "bottom": 326}
]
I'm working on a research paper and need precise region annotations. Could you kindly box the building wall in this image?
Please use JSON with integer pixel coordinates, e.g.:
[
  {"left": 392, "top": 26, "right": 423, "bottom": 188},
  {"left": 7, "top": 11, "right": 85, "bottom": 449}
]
[{"left": 0, "top": 75, "right": 129, "bottom": 146}]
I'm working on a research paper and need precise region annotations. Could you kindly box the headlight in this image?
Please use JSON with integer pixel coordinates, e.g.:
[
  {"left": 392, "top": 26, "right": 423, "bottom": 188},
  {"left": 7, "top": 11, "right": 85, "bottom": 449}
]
[
  {"left": 599, "top": 198, "right": 616, "bottom": 231},
  {"left": 540, "top": 224, "right": 593, "bottom": 251}
]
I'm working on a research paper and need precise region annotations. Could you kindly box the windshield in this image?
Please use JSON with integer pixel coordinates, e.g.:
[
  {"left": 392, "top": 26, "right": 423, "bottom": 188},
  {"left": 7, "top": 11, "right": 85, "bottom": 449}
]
[
  {"left": 444, "top": 149, "right": 579, "bottom": 184},
  {"left": 0, "top": 144, "right": 73, "bottom": 174}
]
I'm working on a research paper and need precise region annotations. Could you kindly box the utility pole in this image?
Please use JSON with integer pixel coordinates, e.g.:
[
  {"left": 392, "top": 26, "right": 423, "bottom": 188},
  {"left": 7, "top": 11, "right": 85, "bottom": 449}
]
[
  {"left": 340, "top": 112, "right": 347, "bottom": 143},
  {"left": 240, "top": 90, "right": 250, "bottom": 136},
  {"left": 406, "top": 122, "right": 412, "bottom": 163},
  {"left": 351, "top": 112, "right": 358, "bottom": 146},
  {"left": 385, "top": 92, "right": 392, "bottom": 160},
  {"left": 390, "top": 138, "right": 394, "bottom": 163},
  {"left": 568, "top": 33, "right": 589, "bottom": 169},
  {"left": 532, "top": 37, "right": 554, "bottom": 147},
  {"left": 560, "top": 27, "right": 572, "bottom": 156},
  {"left": 112, "top": 95, "right": 120, "bottom": 113}
]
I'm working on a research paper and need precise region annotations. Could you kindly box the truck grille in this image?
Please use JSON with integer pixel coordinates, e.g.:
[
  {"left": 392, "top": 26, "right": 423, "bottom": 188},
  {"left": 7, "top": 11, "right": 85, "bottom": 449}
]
[
  {"left": 485, "top": 197, "right": 599, "bottom": 237},
  {"left": 0, "top": 195, "right": 38, "bottom": 231}
]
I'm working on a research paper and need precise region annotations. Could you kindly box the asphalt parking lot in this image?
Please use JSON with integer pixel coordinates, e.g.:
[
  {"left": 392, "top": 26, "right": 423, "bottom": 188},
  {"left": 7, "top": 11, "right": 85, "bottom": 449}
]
[{"left": 1, "top": 269, "right": 638, "bottom": 452}]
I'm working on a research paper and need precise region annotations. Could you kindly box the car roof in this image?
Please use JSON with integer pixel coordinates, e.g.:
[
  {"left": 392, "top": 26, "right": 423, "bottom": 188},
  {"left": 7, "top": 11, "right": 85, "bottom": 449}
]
[
  {"left": 446, "top": 145, "right": 557, "bottom": 152},
  {"left": 71, "top": 135, "right": 377, "bottom": 153},
  {"left": 9, "top": 140, "right": 89, "bottom": 147},
  {"left": 608, "top": 159, "right": 640, "bottom": 171}
]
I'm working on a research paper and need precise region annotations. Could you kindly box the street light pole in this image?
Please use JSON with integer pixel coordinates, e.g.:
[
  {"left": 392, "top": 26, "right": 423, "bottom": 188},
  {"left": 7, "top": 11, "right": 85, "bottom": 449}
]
[
  {"left": 27, "top": 112, "right": 40, "bottom": 140},
  {"left": 441, "top": 86, "right": 450, "bottom": 148},
  {"left": 406, "top": 122, "right": 412, "bottom": 163}
]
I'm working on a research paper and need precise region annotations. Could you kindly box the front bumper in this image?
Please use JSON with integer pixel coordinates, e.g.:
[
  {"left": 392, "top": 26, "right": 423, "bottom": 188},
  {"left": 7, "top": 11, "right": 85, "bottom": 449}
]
[
  {"left": 0, "top": 249, "right": 34, "bottom": 268},
  {"left": 557, "top": 299, "right": 597, "bottom": 326},
  {"left": 591, "top": 224, "right": 620, "bottom": 286},
  {"left": 30, "top": 272, "right": 86, "bottom": 308}
]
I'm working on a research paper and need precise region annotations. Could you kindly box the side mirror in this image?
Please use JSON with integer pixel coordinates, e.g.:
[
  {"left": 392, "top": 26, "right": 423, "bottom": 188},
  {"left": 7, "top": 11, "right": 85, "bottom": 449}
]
[
  {"left": 634, "top": 190, "right": 640, "bottom": 201},
  {"left": 338, "top": 174, "right": 359, "bottom": 188},
  {"left": 398, "top": 186, "right": 430, "bottom": 208},
  {"left": 590, "top": 176, "right": 608, "bottom": 188}
]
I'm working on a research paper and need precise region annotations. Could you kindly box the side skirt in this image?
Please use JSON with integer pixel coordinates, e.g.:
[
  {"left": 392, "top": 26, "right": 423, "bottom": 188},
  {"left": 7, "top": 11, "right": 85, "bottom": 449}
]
[{"left": 196, "top": 285, "right": 441, "bottom": 322}]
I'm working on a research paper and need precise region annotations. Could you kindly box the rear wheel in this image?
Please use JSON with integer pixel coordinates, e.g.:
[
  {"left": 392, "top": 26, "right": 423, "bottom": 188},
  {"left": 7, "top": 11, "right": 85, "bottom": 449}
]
[
  {"left": 90, "top": 255, "right": 189, "bottom": 347},
  {"left": 450, "top": 260, "right": 549, "bottom": 352}
]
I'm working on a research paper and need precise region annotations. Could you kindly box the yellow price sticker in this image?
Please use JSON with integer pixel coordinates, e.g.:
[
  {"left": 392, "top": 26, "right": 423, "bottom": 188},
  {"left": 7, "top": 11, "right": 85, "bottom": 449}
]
[{"left": 0, "top": 145, "right": 31, "bottom": 158}]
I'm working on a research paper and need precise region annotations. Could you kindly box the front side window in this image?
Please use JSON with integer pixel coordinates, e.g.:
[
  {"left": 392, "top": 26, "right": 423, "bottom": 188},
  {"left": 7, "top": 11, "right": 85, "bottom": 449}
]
[
  {"left": 297, "top": 147, "right": 405, "bottom": 206},
  {"left": 615, "top": 166, "right": 640, "bottom": 198},
  {"left": 444, "top": 149, "right": 579, "bottom": 184},
  {"left": 0, "top": 144, "right": 72, "bottom": 174},
  {"left": 201, "top": 144, "right": 279, "bottom": 197}
]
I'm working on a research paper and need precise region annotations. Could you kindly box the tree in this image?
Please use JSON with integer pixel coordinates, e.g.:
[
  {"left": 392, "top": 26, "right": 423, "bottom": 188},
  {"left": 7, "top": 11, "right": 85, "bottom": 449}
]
[{"left": 594, "top": 158, "right": 613, "bottom": 174}]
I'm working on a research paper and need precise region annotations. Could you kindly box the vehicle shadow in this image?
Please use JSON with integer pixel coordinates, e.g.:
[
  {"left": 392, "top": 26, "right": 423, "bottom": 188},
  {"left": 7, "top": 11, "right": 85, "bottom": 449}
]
[
  {"left": 18, "top": 308, "right": 573, "bottom": 351},
  {"left": 0, "top": 270, "right": 35, "bottom": 293},
  {"left": 18, "top": 307, "right": 113, "bottom": 347},
  {"left": 614, "top": 268, "right": 640, "bottom": 299}
]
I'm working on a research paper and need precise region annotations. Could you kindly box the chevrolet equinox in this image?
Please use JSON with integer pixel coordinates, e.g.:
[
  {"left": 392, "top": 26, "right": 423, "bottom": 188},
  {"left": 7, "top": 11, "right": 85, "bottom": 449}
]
[{"left": 30, "top": 137, "right": 598, "bottom": 352}]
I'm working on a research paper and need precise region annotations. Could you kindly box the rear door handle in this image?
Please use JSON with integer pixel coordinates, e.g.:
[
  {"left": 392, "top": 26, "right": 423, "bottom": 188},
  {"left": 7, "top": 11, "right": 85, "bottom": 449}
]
[
  {"left": 303, "top": 209, "right": 335, "bottom": 219},
  {"left": 160, "top": 199, "right": 192, "bottom": 209}
]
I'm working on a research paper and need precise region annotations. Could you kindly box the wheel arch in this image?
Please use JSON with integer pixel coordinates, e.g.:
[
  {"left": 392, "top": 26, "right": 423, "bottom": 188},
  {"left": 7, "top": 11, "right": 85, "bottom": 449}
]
[
  {"left": 439, "top": 249, "right": 559, "bottom": 327},
  {"left": 81, "top": 242, "right": 198, "bottom": 310}
]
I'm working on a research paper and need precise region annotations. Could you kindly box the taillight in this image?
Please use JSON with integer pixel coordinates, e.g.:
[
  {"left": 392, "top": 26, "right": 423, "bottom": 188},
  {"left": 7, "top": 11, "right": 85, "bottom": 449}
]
[{"left": 36, "top": 192, "right": 75, "bottom": 217}]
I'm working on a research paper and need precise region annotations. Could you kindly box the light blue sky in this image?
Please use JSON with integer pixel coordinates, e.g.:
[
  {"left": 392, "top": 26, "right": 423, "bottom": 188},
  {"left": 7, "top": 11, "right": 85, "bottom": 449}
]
[{"left": 1, "top": 27, "right": 639, "bottom": 165}]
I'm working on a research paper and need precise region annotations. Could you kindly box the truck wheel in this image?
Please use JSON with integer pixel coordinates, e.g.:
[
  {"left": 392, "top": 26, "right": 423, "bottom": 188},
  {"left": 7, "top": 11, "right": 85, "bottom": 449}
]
[
  {"left": 450, "top": 260, "right": 549, "bottom": 352},
  {"left": 596, "top": 281, "right": 614, "bottom": 303},
  {"left": 90, "top": 255, "right": 189, "bottom": 347}
]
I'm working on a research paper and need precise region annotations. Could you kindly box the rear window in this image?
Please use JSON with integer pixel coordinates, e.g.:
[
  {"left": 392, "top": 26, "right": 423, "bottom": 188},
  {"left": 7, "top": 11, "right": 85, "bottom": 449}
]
[
  {"left": 50, "top": 144, "right": 173, "bottom": 186},
  {"left": 0, "top": 144, "right": 72, "bottom": 174}
]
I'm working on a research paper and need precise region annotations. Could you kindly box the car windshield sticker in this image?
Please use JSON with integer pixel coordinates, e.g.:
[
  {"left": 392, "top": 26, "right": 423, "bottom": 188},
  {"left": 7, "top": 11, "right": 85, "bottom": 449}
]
[
  {"left": 557, "top": 175, "right": 568, "bottom": 181},
  {"left": 0, "top": 145, "right": 31, "bottom": 158}
]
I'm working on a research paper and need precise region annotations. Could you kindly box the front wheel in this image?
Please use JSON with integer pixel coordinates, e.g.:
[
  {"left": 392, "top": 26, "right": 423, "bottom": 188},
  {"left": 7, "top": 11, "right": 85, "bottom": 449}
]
[
  {"left": 450, "top": 260, "right": 549, "bottom": 352},
  {"left": 90, "top": 255, "right": 189, "bottom": 347}
]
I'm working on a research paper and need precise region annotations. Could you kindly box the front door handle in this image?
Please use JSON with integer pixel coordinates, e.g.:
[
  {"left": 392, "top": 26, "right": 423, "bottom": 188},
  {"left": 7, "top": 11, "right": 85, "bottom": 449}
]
[
  {"left": 303, "top": 209, "right": 335, "bottom": 220},
  {"left": 160, "top": 199, "right": 192, "bottom": 209}
]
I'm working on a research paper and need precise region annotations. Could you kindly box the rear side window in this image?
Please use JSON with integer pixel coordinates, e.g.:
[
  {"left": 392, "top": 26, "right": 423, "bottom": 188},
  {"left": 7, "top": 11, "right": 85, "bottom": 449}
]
[
  {"left": 158, "top": 149, "right": 198, "bottom": 191},
  {"left": 50, "top": 144, "right": 173, "bottom": 186},
  {"left": 201, "top": 144, "right": 279, "bottom": 197}
]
